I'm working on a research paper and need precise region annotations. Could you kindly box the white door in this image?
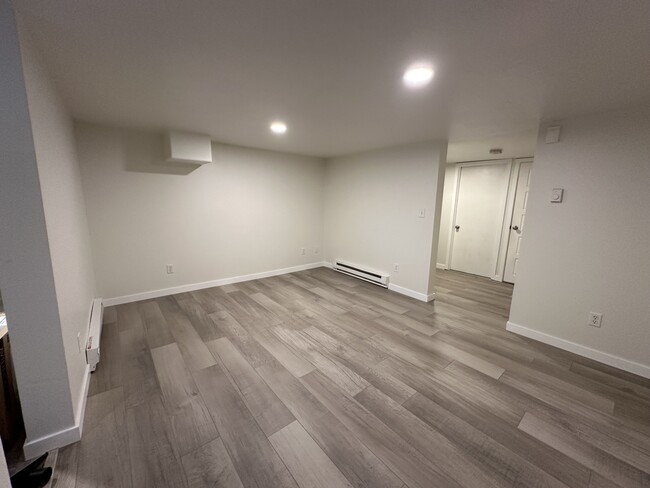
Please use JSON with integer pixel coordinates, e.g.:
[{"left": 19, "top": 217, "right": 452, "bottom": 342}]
[
  {"left": 450, "top": 162, "right": 511, "bottom": 278},
  {"left": 503, "top": 162, "right": 533, "bottom": 283}
]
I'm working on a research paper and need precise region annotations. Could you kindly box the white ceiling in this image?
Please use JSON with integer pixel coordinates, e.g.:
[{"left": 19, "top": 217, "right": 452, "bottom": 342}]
[{"left": 15, "top": 0, "right": 650, "bottom": 158}]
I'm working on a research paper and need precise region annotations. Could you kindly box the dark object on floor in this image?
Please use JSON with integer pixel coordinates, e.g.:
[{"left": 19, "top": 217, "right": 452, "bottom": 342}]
[{"left": 10, "top": 452, "right": 52, "bottom": 488}]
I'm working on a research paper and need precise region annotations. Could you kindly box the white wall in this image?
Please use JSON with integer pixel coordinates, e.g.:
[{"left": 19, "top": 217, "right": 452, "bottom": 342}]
[
  {"left": 19, "top": 22, "right": 96, "bottom": 424},
  {"left": 75, "top": 123, "right": 325, "bottom": 301},
  {"left": 509, "top": 106, "right": 650, "bottom": 376},
  {"left": 323, "top": 142, "right": 447, "bottom": 299},
  {"left": 0, "top": 1, "right": 77, "bottom": 453}
]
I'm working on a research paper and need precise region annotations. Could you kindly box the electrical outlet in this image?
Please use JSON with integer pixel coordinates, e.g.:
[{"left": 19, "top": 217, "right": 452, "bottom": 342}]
[
  {"left": 588, "top": 312, "right": 602, "bottom": 328},
  {"left": 300, "top": 248, "right": 306, "bottom": 255},
  {"left": 166, "top": 264, "right": 174, "bottom": 274},
  {"left": 393, "top": 263, "right": 399, "bottom": 272}
]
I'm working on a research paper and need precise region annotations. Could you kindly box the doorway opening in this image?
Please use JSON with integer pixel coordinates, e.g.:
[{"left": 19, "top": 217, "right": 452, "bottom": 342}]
[{"left": 435, "top": 157, "right": 533, "bottom": 317}]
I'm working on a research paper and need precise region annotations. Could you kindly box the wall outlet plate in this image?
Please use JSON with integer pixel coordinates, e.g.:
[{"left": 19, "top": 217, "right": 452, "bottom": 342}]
[{"left": 588, "top": 312, "right": 602, "bottom": 328}]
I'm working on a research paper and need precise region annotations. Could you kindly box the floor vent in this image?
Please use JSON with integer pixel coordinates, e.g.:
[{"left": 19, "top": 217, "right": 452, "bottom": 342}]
[
  {"left": 86, "top": 298, "right": 103, "bottom": 372},
  {"left": 333, "top": 260, "right": 389, "bottom": 288}
]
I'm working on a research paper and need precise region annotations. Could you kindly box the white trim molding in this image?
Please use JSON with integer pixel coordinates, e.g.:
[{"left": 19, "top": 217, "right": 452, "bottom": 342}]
[
  {"left": 506, "top": 321, "right": 650, "bottom": 379},
  {"left": 436, "top": 263, "right": 447, "bottom": 270},
  {"left": 23, "top": 364, "right": 91, "bottom": 459},
  {"left": 388, "top": 283, "right": 435, "bottom": 303},
  {"left": 103, "top": 262, "right": 328, "bottom": 306}
]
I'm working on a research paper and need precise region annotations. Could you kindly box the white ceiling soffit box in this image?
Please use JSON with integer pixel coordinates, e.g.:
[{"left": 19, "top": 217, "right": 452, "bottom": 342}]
[{"left": 164, "top": 132, "right": 213, "bottom": 164}]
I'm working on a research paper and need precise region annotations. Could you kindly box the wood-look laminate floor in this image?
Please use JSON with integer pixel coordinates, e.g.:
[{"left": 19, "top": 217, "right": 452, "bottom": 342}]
[{"left": 51, "top": 268, "right": 650, "bottom": 488}]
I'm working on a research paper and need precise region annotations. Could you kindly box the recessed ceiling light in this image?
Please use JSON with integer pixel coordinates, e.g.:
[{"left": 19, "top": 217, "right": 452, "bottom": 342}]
[
  {"left": 403, "top": 64, "right": 434, "bottom": 88},
  {"left": 270, "top": 121, "right": 287, "bottom": 135}
]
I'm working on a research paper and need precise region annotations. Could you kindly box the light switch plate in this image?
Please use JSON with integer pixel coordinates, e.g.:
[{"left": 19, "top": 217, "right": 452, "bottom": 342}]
[{"left": 551, "top": 188, "right": 564, "bottom": 203}]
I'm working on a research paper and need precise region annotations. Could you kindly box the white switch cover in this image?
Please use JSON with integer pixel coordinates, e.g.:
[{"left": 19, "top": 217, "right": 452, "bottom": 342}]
[
  {"left": 551, "top": 188, "right": 564, "bottom": 203},
  {"left": 418, "top": 208, "right": 426, "bottom": 218}
]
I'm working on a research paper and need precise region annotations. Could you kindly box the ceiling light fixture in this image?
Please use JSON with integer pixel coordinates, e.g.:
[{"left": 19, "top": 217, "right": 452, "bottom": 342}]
[
  {"left": 270, "top": 121, "right": 288, "bottom": 135},
  {"left": 403, "top": 63, "right": 434, "bottom": 88}
]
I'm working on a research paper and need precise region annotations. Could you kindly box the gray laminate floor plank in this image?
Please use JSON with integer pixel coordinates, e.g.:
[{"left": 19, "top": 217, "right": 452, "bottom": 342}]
[
  {"left": 519, "top": 412, "right": 650, "bottom": 488},
  {"left": 139, "top": 301, "right": 175, "bottom": 349},
  {"left": 60, "top": 268, "right": 650, "bottom": 488},
  {"left": 354, "top": 385, "right": 505, "bottom": 488},
  {"left": 76, "top": 388, "right": 132, "bottom": 488},
  {"left": 193, "top": 363, "right": 299, "bottom": 488},
  {"left": 256, "top": 360, "right": 404, "bottom": 488},
  {"left": 156, "top": 296, "right": 217, "bottom": 371},
  {"left": 150, "top": 343, "right": 219, "bottom": 457},
  {"left": 269, "top": 420, "right": 354, "bottom": 488},
  {"left": 208, "top": 337, "right": 295, "bottom": 436},
  {"left": 301, "top": 369, "right": 464, "bottom": 488},
  {"left": 181, "top": 438, "right": 244, "bottom": 488},
  {"left": 127, "top": 395, "right": 188, "bottom": 488}
]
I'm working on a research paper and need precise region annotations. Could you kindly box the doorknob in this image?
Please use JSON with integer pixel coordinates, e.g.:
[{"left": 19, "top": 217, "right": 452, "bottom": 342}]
[
  {"left": 454, "top": 225, "right": 460, "bottom": 232},
  {"left": 511, "top": 225, "right": 519, "bottom": 231}
]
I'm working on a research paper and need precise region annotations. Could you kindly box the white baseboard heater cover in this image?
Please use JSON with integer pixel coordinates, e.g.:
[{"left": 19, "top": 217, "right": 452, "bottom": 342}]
[
  {"left": 86, "top": 298, "right": 103, "bottom": 372},
  {"left": 333, "top": 260, "right": 389, "bottom": 287}
]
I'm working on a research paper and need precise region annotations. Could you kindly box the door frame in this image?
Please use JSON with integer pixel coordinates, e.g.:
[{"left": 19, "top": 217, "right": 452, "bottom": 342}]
[{"left": 446, "top": 159, "right": 514, "bottom": 281}]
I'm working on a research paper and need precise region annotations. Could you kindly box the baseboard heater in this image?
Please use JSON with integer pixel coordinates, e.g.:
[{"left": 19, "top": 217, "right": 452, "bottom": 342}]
[
  {"left": 333, "top": 260, "right": 389, "bottom": 288},
  {"left": 86, "top": 298, "right": 103, "bottom": 372}
]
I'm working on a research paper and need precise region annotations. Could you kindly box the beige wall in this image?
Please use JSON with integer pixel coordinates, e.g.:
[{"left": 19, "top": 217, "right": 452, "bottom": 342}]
[
  {"left": 0, "top": 1, "right": 78, "bottom": 454},
  {"left": 509, "top": 105, "right": 650, "bottom": 376},
  {"left": 20, "top": 23, "right": 96, "bottom": 423},
  {"left": 323, "top": 142, "right": 447, "bottom": 299},
  {"left": 76, "top": 123, "right": 325, "bottom": 301}
]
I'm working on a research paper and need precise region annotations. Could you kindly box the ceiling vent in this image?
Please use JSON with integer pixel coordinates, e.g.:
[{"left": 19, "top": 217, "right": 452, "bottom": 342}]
[{"left": 164, "top": 132, "right": 212, "bottom": 164}]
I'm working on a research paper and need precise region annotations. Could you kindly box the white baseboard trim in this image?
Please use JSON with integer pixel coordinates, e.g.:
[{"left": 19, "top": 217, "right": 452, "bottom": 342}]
[
  {"left": 23, "top": 424, "right": 80, "bottom": 460},
  {"left": 103, "top": 262, "right": 328, "bottom": 306},
  {"left": 22, "top": 364, "right": 90, "bottom": 459},
  {"left": 436, "top": 263, "right": 448, "bottom": 270},
  {"left": 388, "top": 283, "right": 435, "bottom": 303},
  {"left": 76, "top": 364, "right": 91, "bottom": 438},
  {"left": 506, "top": 321, "right": 650, "bottom": 379}
]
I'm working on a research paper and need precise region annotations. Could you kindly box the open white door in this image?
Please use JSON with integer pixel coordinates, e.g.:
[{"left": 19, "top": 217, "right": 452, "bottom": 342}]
[
  {"left": 450, "top": 162, "right": 511, "bottom": 278},
  {"left": 503, "top": 162, "right": 533, "bottom": 283}
]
